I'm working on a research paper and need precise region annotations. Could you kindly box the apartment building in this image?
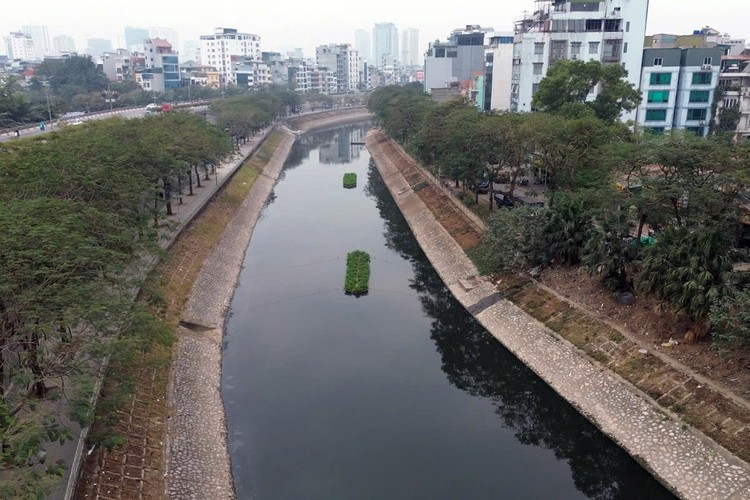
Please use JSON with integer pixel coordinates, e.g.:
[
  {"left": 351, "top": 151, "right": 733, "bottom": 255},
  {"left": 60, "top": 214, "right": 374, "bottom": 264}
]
[
  {"left": 138, "top": 38, "right": 181, "bottom": 92},
  {"left": 199, "top": 27, "right": 261, "bottom": 85},
  {"left": 511, "top": 0, "right": 648, "bottom": 122},
  {"left": 484, "top": 32, "right": 515, "bottom": 111},
  {"left": 717, "top": 53, "right": 750, "bottom": 141},
  {"left": 424, "top": 25, "right": 494, "bottom": 95},
  {"left": 315, "top": 44, "right": 360, "bottom": 92},
  {"left": 4, "top": 32, "right": 35, "bottom": 61},
  {"left": 101, "top": 49, "right": 132, "bottom": 82},
  {"left": 636, "top": 47, "right": 722, "bottom": 137}
]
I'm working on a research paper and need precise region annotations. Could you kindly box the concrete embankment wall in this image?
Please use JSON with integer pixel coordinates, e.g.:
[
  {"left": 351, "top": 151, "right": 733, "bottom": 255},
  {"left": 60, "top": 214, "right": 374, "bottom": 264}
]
[
  {"left": 164, "top": 109, "right": 372, "bottom": 498},
  {"left": 366, "top": 129, "right": 750, "bottom": 500}
]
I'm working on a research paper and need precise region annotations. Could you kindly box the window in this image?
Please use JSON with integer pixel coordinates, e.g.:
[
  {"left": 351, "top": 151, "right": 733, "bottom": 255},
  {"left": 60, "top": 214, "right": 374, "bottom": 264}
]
[
  {"left": 571, "top": 42, "right": 581, "bottom": 56},
  {"left": 647, "top": 90, "right": 670, "bottom": 103},
  {"left": 703, "top": 57, "right": 713, "bottom": 66},
  {"left": 724, "top": 98, "right": 739, "bottom": 108},
  {"left": 624, "top": 42, "right": 628, "bottom": 53},
  {"left": 650, "top": 127, "right": 665, "bottom": 135},
  {"left": 653, "top": 58, "right": 663, "bottom": 66},
  {"left": 692, "top": 72, "right": 712, "bottom": 85},
  {"left": 604, "top": 19, "right": 621, "bottom": 32},
  {"left": 586, "top": 19, "right": 602, "bottom": 31},
  {"left": 686, "top": 126, "right": 704, "bottom": 136},
  {"left": 689, "top": 90, "right": 710, "bottom": 102},
  {"left": 650, "top": 72, "right": 671, "bottom": 85},
  {"left": 687, "top": 108, "right": 707, "bottom": 121},
  {"left": 533, "top": 63, "right": 543, "bottom": 75},
  {"left": 645, "top": 109, "right": 667, "bottom": 121},
  {"left": 532, "top": 83, "right": 539, "bottom": 96},
  {"left": 534, "top": 43, "right": 545, "bottom": 55},
  {"left": 589, "top": 42, "right": 599, "bottom": 54},
  {"left": 626, "top": 21, "right": 631, "bottom": 33},
  {"left": 603, "top": 40, "right": 622, "bottom": 62},
  {"left": 570, "top": 1, "right": 600, "bottom": 11}
]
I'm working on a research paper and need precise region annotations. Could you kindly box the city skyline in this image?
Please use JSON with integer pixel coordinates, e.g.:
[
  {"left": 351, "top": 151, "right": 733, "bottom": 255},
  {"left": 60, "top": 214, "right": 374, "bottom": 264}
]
[{"left": 2, "top": 0, "right": 750, "bottom": 60}]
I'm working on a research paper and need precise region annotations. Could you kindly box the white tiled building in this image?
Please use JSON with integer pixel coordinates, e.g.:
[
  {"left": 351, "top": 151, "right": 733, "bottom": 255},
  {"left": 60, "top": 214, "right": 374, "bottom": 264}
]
[
  {"left": 200, "top": 27, "right": 261, "bottom": 85},
  {"left": 4, "top": 32, "right": 35, "bottom": 61},
  {"left": 510, "top": 0, "right": 648, "bottom": 122}
]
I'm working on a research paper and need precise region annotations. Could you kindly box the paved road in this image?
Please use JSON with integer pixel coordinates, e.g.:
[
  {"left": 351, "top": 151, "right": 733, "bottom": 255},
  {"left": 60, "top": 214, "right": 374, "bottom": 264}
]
[{"left": 0, "top": 104, "right": 209, "bottom": 143}]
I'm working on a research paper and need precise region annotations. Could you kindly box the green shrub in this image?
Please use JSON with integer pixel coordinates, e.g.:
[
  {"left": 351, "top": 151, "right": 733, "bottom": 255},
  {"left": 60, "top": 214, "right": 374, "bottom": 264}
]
[{"left": 345, "top": 250, "right": 370, "bottom": 295}]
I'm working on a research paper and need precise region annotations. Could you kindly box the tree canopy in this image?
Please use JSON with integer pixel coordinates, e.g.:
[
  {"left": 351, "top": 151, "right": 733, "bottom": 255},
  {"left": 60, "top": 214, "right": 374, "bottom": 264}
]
[{"left": 531, "top": 60, "right": 642, "bottom": 123}]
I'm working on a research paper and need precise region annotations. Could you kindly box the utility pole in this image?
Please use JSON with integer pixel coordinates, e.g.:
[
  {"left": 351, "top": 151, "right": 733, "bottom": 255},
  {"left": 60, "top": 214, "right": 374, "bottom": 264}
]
[
  {"left": 107, "top": 79, "right": 114, "bottom": 111},
  {"left": 43, "top": 81, "right": 53, "bottom": 131}
]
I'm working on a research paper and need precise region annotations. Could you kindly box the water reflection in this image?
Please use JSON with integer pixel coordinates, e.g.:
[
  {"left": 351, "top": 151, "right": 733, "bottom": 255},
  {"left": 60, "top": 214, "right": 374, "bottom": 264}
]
[{"left": 364, "top": 163, "right": 674, "bottom": 500}]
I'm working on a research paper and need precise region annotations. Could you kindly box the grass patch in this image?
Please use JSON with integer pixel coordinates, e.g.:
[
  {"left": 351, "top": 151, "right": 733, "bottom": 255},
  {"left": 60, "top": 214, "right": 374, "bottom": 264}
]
[
  {"left": 343, "top": 172, "right": 357, "bottom": 188},
  {"left": 345, "top": 250, "right": 370, "bottom": 295}
]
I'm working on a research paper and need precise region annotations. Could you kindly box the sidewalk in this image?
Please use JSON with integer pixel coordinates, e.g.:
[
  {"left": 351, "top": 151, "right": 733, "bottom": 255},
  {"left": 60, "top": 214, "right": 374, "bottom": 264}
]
[{"left": 59, "top": 126, "right": 274, "bottom": 500}]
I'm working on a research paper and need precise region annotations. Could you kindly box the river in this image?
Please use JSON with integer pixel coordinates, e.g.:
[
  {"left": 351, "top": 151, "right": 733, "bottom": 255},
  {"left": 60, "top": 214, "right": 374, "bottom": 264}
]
[{"left": 222, "top": 122, "right": 675, "bottom": 499}]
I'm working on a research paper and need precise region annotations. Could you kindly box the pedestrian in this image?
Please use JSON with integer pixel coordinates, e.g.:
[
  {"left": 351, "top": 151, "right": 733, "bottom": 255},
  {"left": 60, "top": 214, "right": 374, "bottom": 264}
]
[{"left": 15, "top": 129, "right": 20, "bottom": 138}]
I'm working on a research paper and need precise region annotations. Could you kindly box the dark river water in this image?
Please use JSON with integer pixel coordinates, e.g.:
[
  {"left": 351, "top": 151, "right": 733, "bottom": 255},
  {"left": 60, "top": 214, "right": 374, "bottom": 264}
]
[{"left": 222, "top": 123, "right": 675, "bottom": 500}]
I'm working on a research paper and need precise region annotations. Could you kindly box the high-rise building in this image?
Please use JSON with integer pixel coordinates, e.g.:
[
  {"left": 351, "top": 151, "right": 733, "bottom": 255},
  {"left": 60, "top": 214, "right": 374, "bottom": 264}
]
[
  {"left": 52, "top": 34, "right": 76, "bottom": 55},
  {"left": 199, "top": 27, "right": 261, "bottom": 85},
  {"left": 85, "top": 38, "right": 113, "bottom": 57},
  {"left": 355, "top": 29, "right": 371, "bottom": 65},
  {"left": 373, "top": 22, "right": 399, "bottom": 67},
  {"left": 316, "top": 43, "right": 360, "bottom": 92},
  {"left": 400, "top": 28, "right": 419, "bottom": 67},
  {"left": 124, "top": 26, "right": 149, "bottom": 53},
  {"left": 20, "top": 24, "right": 51, "bottom": 60},
  {"left": 4, "top": 32, "right": 35, "bottom": 61},
  {"left": 511, "top": 0, "right": 649, "bottom": 122}
]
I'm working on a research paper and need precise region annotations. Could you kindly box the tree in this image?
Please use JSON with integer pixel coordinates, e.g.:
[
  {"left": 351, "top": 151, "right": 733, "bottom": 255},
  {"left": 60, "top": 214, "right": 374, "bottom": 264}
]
[
  {"left": 532, "top": 60, "right": 641, "bottom": 123},
  {"left": 636, "top": 226, "right": 734, "bottom": 337},
  {"left": 472, "top": 205, "right": 548, "bottom": 274}
]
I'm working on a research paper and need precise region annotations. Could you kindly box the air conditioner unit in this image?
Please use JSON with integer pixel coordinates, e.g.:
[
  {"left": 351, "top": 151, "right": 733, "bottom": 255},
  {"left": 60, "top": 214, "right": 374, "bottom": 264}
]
[
  {"left": 571, "top": 54, "right": 579, "bottom": 60},
  {"left": 701, "top": 64, "right": 713, "bottom": 70}
]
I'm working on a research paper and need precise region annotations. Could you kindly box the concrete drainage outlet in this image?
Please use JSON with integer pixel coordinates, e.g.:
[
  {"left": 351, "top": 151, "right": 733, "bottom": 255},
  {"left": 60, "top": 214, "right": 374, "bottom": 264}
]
[{"left": 178, "top": 320, "right": 215, "bottom": 333}]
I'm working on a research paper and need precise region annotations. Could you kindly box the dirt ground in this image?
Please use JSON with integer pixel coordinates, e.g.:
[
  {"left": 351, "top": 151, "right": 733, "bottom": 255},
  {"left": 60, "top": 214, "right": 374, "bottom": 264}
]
[{"left": 539, "top": 265, "right": 750, "bottom": 401}]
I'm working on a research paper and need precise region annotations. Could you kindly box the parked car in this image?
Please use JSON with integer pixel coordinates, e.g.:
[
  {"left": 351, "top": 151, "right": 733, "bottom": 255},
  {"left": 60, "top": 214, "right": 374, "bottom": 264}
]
[
  {"left": 493, "top": 191, "right": 514, "bottom": 208},
  {"left": 469, "top": 179, "right": 491, "bottom": 194}
]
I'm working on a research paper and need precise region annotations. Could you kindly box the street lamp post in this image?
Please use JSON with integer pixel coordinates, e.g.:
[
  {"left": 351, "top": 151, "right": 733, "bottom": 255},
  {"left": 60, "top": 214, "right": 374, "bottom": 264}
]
[{"left": 43, "top": 81, "right": 53, "bottom": 131}]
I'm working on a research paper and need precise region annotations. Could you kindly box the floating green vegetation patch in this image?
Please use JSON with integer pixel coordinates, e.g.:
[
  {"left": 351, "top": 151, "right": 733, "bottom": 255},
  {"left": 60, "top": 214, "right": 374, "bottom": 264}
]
[
  {"left": 343, "top": 172, "right": 357, "bottom": 188},
  {"left": 345, "top": 250, "right": 370, "bottom": 296}
]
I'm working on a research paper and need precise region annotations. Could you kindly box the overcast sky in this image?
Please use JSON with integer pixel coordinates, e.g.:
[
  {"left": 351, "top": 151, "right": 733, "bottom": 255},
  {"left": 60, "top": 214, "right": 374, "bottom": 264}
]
[{"left": 2, "top": 0, "right": 748, "bottom": 60}]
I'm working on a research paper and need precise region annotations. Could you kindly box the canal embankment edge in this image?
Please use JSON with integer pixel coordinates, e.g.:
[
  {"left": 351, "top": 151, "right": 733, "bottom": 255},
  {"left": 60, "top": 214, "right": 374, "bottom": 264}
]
[
  {"left": 366, "top": 128, "right": 750, "bottom": 500},
  {"left": 164, "top": 109, "right": 372, "bottom": 498}
]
